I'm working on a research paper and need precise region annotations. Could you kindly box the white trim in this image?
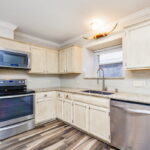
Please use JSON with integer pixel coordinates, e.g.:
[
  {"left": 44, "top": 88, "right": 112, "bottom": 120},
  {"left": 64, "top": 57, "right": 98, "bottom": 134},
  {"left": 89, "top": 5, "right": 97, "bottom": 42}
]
[
  {"left": 60, "top": 7, "right": 150, "bottom": 47},
  {"left": 15, "top": 32, "right": 60, "bottom": 49},
  {"left": 0, "top": 20, "right": 18, "bottom": 31},
  {"left": 94, "top": 45, "right": 122, "bottom": 53}
]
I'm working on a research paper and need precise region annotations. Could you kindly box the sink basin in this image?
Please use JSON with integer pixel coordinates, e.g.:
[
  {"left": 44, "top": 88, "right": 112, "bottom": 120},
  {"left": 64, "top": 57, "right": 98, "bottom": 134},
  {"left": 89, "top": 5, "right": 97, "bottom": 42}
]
[{"left": 82, "top": 90, "right": 114, "bottom": 95}]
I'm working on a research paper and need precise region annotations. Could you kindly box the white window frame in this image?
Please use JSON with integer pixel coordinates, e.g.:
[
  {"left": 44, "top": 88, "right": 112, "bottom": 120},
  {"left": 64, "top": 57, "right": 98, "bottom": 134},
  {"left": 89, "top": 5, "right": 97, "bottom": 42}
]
[{"left": 94, "top": 45, "right": 124, "bottom": 78}]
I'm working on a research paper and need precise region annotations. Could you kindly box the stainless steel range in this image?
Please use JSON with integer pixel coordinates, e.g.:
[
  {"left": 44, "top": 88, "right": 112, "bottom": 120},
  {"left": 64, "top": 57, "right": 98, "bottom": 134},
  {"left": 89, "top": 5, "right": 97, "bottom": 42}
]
[{"left": 0, "top": 79, "right": 35, "bottom": 140}]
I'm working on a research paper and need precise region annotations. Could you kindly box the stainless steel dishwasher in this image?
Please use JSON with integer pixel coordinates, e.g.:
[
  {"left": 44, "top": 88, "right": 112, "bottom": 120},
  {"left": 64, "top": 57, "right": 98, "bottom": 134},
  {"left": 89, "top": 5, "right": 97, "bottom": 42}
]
[{"left": 110, "top": 99, "right": 150, "bottom": 150}]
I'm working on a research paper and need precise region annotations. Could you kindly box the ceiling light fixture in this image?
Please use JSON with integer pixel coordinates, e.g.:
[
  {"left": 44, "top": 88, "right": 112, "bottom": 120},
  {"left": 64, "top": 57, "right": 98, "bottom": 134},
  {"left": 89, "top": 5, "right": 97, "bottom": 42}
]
[{"left": 83, "top": 18, "right": 118, "bottom": 40}]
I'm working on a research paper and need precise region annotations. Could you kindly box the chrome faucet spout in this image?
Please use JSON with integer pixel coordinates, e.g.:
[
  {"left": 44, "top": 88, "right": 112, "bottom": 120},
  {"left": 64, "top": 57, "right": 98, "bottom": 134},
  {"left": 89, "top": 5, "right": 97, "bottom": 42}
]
[{"left": 97, "top": 65, "right": 106, "bottom": 91}]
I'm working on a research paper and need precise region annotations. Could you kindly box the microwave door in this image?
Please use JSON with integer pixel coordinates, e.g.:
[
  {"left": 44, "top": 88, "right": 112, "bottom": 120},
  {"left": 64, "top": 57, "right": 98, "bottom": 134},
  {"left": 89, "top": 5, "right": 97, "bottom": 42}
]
[{"left": 0, "top": 49, "right": 30, "bottom": 69}]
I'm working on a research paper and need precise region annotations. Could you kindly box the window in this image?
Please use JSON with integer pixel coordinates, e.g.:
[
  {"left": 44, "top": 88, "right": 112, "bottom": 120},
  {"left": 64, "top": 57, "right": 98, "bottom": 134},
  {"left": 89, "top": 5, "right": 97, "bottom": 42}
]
[{"left": 95, "top": 45, "right": 123, "bottom": 78}]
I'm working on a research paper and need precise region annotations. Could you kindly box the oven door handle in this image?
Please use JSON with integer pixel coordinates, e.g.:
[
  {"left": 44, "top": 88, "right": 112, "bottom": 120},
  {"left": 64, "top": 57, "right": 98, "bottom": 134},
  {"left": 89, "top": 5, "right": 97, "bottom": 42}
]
[
  {"left": 0, "top": 120, "right": 32, "bottom": 131},
  {"left": 0, "top": 93, "right": 34, "bottom": 99},
  {"left": 112, "top": 105, "right": 150, "bottom": 115}
]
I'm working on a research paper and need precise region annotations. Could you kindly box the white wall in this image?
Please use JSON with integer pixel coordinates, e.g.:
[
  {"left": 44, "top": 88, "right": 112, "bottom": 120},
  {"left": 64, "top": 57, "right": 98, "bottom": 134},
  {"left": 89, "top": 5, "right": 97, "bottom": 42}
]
[
  {"left": 60, "top": 48, "right": 150, "bottom": 95},
  {"left": 0, "top": 69, "right": 60, "bottom": 89}
]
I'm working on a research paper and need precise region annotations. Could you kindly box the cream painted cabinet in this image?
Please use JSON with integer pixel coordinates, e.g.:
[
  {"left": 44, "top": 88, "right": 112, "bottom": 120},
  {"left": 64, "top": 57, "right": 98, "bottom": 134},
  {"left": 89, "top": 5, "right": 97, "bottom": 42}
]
[
  {"left": 35, "top": 92, "right": 56, "bottom": 124},
  {"left": 29, "top": 46, "right": 58, "bottom": 74},
  {"left": 73, "top": 101, "right": 88, "bottom": 131},
  {"left": 47, "top": 98, "right": 56, "bottom": 119},
  {"left": 59, "top": 46, "right": 82, "bottom": 73},
  {"left": 125, "top": 21, "right": 150, "bottom": 70},
  {"left": 55, "top": 92, "right": 110, "bottom": 142},
  {"left": 59, "top": 49, "right": 66, "bottom": 72},
  {"left": 63, "top": 99, "right": 73, "bottom": 124},
  {"left": 0, "top": 37, "right": 30, "bottom": 52},
  {"left": 89, "top": 105, "right": 110, "bottom": 142},
  {"left": 46, "top": 49, "right": 58, "bottom": 73},
  {"left": 56, "top": 98, "right": 63, "bottom": 119},
  {"left": 29, "top": 46, "right": 46, "bottom": 73},
  {"left": 35, "top": 99, "right": 52, "bottom": 124}
]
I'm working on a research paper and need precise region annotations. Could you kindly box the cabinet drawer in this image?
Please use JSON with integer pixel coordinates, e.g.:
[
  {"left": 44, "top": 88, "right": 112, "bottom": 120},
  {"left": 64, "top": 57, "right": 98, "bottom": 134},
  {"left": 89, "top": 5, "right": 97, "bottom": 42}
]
[
  {"left": 36, "top": 91, "right": 56, "bottom": 100},
  {"left": 72, "top": 94, "right": 110, "bottom": 108}
]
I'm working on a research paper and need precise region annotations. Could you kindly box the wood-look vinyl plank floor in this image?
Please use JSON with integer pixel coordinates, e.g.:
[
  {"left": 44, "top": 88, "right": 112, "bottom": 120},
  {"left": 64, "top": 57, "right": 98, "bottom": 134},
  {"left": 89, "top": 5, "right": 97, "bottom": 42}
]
[{"left": 0, "top": 120, "right": 117, "bottom": 150}]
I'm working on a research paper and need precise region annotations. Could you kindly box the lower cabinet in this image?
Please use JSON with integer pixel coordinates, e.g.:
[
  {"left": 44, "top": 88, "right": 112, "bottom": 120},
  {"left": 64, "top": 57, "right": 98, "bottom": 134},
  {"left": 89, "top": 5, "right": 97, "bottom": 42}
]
[
  {"left": 35, "top": 99, "right": 52, "bottom": 124},
  {"left": 55, "top": 92, "right": 111, "bottom": 143},
  {"left": 89, "top": 105, "right": 110, "bottom": 142},
  {"left": 35, "top": 92, "right": 56, "bottom": 124},
  {"left": 73, "top": 101, "right": 88, "bottom": 131},
  {"left": 56, "top": 98, "right": 63, "bottom": 119},
  {"left": 63, "top": 99, "right": 73, "bottom": 124}
]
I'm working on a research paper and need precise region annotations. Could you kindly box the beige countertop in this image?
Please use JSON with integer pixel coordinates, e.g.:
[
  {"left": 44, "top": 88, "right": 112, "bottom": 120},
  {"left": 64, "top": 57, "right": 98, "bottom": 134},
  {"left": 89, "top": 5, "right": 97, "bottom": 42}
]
[{"left": 33, "top": 87, "right": 150, "bottom": 104}]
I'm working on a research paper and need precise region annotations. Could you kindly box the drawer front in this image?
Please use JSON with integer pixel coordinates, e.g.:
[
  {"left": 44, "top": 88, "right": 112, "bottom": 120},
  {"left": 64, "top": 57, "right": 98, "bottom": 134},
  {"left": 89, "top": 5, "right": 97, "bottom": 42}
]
[
  {"left": 72, "top": 94, "right": 110, "bottom": 108},
  {"left": 36, "top": 91, "right": 56, "bottom": 100}
]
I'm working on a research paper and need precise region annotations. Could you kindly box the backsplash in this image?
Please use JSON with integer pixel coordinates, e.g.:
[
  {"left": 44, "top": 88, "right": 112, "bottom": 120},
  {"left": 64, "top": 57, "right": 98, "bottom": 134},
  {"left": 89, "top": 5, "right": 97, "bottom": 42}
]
[
  {"left": 0, "top": 69, "right": 60, "bottom": 89},
  {"left": 60, "top": 73, "right": 150, "bottom": 95}
]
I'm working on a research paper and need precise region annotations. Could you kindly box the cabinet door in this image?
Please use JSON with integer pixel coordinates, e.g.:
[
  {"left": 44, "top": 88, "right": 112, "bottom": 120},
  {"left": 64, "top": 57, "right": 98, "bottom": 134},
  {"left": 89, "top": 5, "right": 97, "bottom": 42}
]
[
  {"left": 0, "top": 38, "right": 30, "bottom": 52},
  {"left": 59, "top": 49, "right": 66, "bottom": 73},
  {"left": 56, "top": 98, "right": 63, "bottom": 119},
  {"left": 35, "top": 99, "right": 51, "bottom": 124},
  {"left": 46, "top": 49, "right": 58, "bottom": 73},
  {"left": 125, "top": 21, "right": 150, "bottom": 69},
  {"left": 29, "top": 46, "right": 46, "bottom": 73},
  {"left": 66, "top": 47, "right": 73, "bottom": 72},
  {"left": 71, "top": 46, "right": 82, "bottom": 73},
  {"left": 63, "top": 99, "right": 72, "bottom": 123},
  {"left": 89, "top": 105, "right": 110, "bottom": 142},
  {"left": 47, "top": 98, "right": 56, "bottom": 119},
  {"left": 73, "top": 101, "right": 88, "bottom": 131}
]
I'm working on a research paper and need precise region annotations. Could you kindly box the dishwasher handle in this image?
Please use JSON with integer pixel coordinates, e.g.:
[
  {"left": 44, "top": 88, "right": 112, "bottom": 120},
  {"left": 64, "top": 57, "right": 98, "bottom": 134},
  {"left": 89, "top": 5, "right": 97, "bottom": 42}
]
[{"left": 112, "top": 105, "right": 150, "bottom": 115}]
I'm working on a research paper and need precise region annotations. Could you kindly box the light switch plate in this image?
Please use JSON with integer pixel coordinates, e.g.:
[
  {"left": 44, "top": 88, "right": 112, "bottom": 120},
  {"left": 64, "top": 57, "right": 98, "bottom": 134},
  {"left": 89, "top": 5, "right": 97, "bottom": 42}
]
[{"left": 133, "top": 80, "right": 146, "bottom": 88}]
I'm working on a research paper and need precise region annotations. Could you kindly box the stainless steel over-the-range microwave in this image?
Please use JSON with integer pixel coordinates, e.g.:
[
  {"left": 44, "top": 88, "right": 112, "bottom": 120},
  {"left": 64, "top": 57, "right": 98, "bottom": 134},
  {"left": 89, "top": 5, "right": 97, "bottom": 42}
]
[{"left": 0, "top": 48, "right": 31, "bottom": 69}]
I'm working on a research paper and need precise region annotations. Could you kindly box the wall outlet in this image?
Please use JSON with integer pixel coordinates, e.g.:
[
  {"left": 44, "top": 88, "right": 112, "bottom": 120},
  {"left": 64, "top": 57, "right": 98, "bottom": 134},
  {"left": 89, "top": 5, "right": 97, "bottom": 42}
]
[{"left": 133, "top": 80, "right": 146, "bottom": 88}]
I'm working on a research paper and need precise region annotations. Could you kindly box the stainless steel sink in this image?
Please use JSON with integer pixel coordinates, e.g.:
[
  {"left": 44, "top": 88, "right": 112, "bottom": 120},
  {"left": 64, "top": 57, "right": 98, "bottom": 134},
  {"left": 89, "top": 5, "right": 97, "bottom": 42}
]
[{"left": 82, "top": 90, "right": 114, "bottom": 95}]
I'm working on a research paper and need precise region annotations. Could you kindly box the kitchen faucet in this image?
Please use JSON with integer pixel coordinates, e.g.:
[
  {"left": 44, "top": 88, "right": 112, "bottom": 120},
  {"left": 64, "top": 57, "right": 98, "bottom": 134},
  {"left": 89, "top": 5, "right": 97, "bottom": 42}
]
[{"left": 97, "top": 55, "right": 106, "bottom": 91}]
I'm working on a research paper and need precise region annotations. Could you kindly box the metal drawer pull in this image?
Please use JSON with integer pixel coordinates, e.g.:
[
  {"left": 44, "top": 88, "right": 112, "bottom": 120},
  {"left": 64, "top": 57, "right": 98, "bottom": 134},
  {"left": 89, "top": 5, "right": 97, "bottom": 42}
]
[{"left": 44, "top": 94, "right": 47, "bottom": 97}]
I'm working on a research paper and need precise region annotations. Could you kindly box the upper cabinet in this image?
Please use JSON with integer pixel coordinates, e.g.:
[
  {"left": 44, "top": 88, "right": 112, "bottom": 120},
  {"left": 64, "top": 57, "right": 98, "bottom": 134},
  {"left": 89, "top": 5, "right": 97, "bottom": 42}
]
[
  {"left": 0, "top": 38, "right": 30, "bottom": 52},
  {"left": 59, "top": 46, "right": 82, "bottom": 73},
  {"left": 46, "top": 49, "right": 58, "bottom": 74},
  {"left": 29, "top": 46, "right": 58, "bottom": 74},
  {"left": 125, "top": 21, "right": 150, "bottom": 70},
  {"left": 0, "top": 38, "right": 82, "bottom": 75},
  {"left": 29, "top": 46, "right": 46, "bottom": 74}
]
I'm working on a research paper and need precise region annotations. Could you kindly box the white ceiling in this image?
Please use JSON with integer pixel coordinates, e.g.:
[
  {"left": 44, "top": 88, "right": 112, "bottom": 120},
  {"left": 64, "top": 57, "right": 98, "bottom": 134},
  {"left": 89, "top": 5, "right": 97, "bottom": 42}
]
[{"left": 0, "top": 0, "right": 149, "bottom": 44}]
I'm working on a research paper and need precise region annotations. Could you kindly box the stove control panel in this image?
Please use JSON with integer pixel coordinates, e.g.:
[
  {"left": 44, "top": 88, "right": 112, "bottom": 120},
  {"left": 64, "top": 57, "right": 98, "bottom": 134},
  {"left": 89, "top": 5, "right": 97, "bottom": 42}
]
[{"left": 0, "top": 79, "right": 26, "bottom": 86}]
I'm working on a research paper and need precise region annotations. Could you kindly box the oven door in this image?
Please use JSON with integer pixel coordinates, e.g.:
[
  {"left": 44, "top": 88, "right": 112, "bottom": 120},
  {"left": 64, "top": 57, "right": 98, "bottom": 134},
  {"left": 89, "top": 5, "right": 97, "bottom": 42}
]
[{"left": 0, "top": 94, "right": 34, "bottom": 127}]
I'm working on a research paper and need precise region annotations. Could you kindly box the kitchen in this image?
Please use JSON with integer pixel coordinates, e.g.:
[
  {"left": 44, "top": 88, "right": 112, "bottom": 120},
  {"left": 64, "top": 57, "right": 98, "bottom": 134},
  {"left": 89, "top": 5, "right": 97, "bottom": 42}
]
[{"left": 0, "top": 0, "right": 150, "bottom": 150}]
